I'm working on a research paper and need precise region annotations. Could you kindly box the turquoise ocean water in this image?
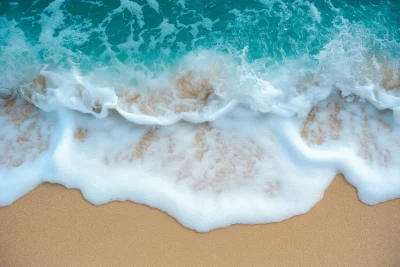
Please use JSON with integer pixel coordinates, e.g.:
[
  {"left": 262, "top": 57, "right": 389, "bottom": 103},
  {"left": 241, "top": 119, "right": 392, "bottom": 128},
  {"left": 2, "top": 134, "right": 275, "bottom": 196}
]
[{"left": 1, "top": 0, "right": 399, "bottom": 86}]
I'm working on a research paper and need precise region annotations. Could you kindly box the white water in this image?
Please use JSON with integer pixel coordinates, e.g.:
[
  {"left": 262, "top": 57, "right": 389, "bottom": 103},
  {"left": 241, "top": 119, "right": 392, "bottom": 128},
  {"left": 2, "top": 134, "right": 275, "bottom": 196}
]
[{"left": 1, "top": 50, "right": 400, "bottom": 232}]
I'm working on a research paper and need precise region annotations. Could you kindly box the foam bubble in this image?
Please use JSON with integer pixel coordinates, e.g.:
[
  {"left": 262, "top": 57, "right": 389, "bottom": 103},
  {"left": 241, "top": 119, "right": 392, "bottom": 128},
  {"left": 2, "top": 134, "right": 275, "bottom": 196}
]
[
  {"left": 146, "top": 0, "right": 159, "bottom": 13},
  {"left": 308, "top": 2, "right": 321, "bottom": 23}
]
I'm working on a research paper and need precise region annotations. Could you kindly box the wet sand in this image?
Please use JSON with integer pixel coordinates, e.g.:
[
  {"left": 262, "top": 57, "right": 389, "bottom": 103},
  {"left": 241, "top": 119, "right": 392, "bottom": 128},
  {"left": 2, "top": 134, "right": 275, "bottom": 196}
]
[{"left": 0, "top": 174, "right": 399, "bottom": 266}]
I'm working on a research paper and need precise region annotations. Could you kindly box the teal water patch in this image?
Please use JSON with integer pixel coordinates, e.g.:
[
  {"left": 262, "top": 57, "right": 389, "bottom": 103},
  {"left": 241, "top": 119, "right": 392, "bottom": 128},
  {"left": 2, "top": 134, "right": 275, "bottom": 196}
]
[{"left": 1, "top": 0, "right": 399, "bottom": 73}]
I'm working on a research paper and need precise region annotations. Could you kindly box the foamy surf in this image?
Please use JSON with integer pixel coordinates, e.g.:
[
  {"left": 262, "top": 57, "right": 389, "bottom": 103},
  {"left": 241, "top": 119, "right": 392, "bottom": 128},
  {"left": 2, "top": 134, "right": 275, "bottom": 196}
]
[{"left": 1, "top": 0, "right": 400, "bottom": 231}]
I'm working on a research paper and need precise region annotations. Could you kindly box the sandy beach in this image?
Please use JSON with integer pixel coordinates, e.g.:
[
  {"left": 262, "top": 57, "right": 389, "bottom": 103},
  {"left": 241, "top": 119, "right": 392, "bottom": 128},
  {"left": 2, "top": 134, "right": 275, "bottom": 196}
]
[
  {"left": 0, "top": 174, "right": 399, "bottom": 266},
  {"left": 2, "top": 0, "right": 400, "bottom": 266}
]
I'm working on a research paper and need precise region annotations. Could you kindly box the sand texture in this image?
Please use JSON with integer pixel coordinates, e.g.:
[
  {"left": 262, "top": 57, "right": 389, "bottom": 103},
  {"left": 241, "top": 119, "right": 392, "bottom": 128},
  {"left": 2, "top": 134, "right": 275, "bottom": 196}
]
[{"left": 0, "top": 175, "right": 399, "bottom": 266}]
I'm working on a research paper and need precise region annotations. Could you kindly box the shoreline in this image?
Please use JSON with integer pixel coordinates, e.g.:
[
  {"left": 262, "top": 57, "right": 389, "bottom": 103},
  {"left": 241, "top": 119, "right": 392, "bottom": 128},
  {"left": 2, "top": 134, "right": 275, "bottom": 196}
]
[{"left": 1, "top": 174, "right": 399, "bottom": 266}]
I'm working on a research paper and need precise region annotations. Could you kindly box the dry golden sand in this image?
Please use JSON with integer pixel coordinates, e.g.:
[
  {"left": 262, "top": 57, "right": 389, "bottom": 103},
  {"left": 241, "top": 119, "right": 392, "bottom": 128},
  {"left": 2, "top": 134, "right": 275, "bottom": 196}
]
[{"left": 0, "top": 175, "right": 399, "bottom": 266}]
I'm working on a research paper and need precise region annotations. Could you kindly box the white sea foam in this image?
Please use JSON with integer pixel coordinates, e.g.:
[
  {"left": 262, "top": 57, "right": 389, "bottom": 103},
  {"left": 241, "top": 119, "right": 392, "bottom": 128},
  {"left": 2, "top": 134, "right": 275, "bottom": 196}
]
[
  {"left": 1, "top": 49, "right": 400, "bottom": 231},
  {"left": 308, "top": 2, "right": 321, "bottom": 23},
  {"left": 146, "top": 0, "right": 160, "bottom": 13}
]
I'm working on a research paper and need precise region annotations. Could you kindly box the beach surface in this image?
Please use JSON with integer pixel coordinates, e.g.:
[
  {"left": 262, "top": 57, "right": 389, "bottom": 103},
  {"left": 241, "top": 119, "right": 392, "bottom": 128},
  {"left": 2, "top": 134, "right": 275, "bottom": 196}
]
[{"left": 0, "top": 174, "right": 399, "bottom": 266}]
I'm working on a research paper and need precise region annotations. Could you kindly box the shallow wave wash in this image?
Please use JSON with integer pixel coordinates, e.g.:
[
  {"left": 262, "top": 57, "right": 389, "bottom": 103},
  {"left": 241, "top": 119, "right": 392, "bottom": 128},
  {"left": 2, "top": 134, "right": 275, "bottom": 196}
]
[{"left": 0, "top": 0, "right": 400, "bottom": 231}]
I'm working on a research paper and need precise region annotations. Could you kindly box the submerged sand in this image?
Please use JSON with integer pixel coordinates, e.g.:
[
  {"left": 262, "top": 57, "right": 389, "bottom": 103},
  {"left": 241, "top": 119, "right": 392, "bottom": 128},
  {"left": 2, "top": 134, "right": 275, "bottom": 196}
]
[{"left": 0, "top": 174, "right": 399, "bottom": 266}]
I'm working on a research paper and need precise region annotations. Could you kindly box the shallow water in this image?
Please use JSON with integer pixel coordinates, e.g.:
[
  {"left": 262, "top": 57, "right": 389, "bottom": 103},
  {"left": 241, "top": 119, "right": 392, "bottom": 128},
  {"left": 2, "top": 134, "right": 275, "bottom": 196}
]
[{"left": 0, "top": 0, "right": 399, "bottom": 231}]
